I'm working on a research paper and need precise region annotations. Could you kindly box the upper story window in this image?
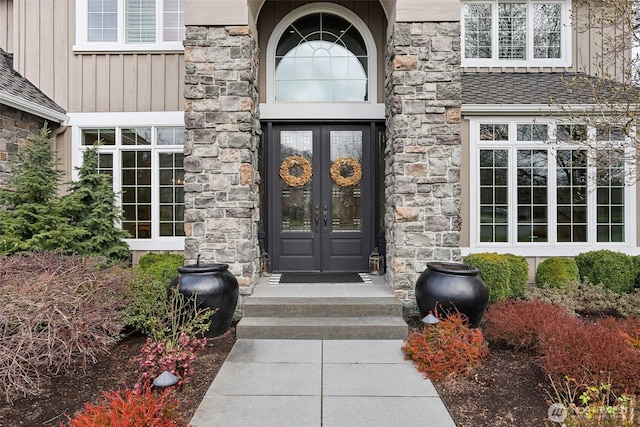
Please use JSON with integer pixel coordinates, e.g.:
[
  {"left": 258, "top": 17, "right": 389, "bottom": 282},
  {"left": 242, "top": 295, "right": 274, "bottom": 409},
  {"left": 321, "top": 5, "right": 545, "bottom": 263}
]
[
  {"left": 462, "top": 0, "right": 572, "bottom": 67},
  {"left": 75, "top": 0, "right": 185, "bottom": 51}
]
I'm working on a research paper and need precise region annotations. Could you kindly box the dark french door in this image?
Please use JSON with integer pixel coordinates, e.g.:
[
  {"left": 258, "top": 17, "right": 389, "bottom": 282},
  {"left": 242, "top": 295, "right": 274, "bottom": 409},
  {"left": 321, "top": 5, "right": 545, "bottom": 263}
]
[{"left": 266, "top": 124, "right": 376, "bottom": 271}]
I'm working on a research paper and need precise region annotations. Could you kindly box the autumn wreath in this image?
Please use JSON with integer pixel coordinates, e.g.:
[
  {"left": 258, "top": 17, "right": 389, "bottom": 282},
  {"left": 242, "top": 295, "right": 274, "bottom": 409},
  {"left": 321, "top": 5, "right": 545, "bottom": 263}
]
[
  {"left": 279, "top": 155, "right": 312, "bottom": 187},
  {"left": 330, "top": 157, "right": 362, "bottom": 187}
]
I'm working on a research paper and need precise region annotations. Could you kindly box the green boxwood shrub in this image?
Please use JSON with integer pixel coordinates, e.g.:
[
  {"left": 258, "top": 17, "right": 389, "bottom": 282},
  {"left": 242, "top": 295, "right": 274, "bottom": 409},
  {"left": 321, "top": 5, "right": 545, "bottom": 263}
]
[
  {"left": 135, "top": 252, "right": 184, "bottom": 285},
  {"left": 463, "top": 253, "right": 511, "bottom": 303},
  {"left": 123, "top": 253, "right": 185, "bottom": 335},
  {"left": 574, "top": 250, "right": 635, "bottom": 294},
  {"left": 503, "top": 254, "right": 529, "bottom": 298},
  {"left": 535, "top": 257, "right": 579, "bottom": 289}
]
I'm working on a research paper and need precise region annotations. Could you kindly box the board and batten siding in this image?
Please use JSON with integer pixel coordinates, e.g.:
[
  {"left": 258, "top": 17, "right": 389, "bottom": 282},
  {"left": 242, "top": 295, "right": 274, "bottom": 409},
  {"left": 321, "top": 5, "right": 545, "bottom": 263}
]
[{"left": 8, "top": 0, "right": 184, "bottom": 114}]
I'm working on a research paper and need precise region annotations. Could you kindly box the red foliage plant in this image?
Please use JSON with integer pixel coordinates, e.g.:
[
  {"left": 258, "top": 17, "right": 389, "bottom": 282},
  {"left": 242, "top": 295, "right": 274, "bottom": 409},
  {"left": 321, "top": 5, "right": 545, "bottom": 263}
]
[
  {"left": 402, "top": 310, "right": 488, "bottom": 381},
  {"left": 61, "top": 385, "right": 188, "bottom": 427},
  {"left": 483, "top": 299, "right": 577, "bottom": 351},
  {"left": 538, "top": 316, "right": 640, "bottom": 395},
  {"left": 135, "top": 332, "right": 207, "bottom": 388}
]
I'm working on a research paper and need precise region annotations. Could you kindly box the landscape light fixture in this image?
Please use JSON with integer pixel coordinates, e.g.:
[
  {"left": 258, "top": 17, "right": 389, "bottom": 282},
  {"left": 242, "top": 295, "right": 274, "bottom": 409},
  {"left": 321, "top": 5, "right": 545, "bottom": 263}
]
[
  {"left": 421, "top": 312, "right": 440, "bottom": 325},
  {"left": 153, "top": 371, "right": 179, "bottom": 388}
]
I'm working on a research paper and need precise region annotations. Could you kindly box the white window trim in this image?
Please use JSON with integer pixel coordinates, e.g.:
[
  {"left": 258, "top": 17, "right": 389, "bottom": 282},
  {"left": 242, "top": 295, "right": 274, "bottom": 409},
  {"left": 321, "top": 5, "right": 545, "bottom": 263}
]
[
  {"left": 68, "top": 112, "right": 185, "bottom": 251},
  {"left": 261, "top": 2, "right": 384, "bottom": 120},
  {"left": 466, "top": 117, "right": 638, "bottom": 257},
  {"left": 74, "top": 0, "right": 184, "bottom": 52},
  {"left": 461, "top": 0, "right": 573, "bottom": 68}
]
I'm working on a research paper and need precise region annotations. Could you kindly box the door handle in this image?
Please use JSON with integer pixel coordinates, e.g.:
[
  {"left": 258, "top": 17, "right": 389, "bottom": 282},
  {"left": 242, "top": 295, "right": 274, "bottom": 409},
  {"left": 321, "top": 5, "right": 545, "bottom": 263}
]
[
  {"left": 314, "top": 205, "right": 320, "bottom": 233},
  {"left": 323, "top": 205, "right": 328, "bottom": 228}
]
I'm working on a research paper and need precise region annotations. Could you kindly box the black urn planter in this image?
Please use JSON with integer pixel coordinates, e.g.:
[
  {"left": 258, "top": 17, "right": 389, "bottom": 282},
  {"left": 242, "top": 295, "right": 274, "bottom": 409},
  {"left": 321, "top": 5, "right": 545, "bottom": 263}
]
[
  {"left": 171, "top": 263, "right": 239, "bottom": 337},
  {"left": 415, "top": 262, "right": 489, "bottom": 328}
]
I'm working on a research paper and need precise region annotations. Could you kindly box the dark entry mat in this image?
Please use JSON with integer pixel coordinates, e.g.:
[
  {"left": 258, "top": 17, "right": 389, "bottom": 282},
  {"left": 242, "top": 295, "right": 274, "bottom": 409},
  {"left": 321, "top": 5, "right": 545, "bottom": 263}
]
[{"left": 279, "top": 272, "right": 364, "bottom": 283}]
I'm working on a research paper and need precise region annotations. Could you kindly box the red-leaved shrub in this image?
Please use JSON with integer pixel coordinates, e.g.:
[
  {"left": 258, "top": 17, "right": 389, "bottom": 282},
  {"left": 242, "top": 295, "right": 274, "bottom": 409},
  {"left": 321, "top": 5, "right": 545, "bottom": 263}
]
[
  {"left": 136, "top": 333, "right": 207, "bottom": 388},
  {"left": 538, "top": 317, "right": 640, "bottom": 395},
  {"left": 402, "top": 311, "right": 488, "bottom": 381},
  {"left": 61, "top": 386, "right": 188, "bottom": 427},
  {"left": 0, "top": 252, "right": 133, "bottom": 402},
  {"left": 483, "top": 299, "right": 576, "bottom": 351}
]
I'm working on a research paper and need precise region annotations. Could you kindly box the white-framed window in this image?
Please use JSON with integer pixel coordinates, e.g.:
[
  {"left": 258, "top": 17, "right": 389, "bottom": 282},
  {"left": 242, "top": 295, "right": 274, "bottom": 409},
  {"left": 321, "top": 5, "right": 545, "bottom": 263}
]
[
  {"left": 461, "top": 0, "right": 572, "bottom": 67},
  {"left": 469, "top": 118, "right": 636, "bottom": 256},
  {"left": 75, "top": 0, "right": 185, "bottom": 52},
  {"left": 69, "top": 112, "right": 185, "bottom": 251}
]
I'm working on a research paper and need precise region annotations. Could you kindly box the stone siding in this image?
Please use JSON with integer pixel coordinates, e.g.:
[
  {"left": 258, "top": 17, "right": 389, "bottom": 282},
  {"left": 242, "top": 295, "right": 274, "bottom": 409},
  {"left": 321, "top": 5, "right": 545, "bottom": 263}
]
[
  {"left": 384, "top": 22, "right": 462, "bottom": 316},
  {"left": 0, "top": 105, "right": 58, "bottom": 188},
  {"left": 183, "top": 25, "right": 261, "bottom": 290}
]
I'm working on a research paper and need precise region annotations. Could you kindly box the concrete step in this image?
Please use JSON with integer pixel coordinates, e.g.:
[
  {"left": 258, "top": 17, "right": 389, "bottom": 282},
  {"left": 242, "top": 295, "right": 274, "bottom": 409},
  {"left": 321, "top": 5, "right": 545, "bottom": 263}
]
[
  {"left": 236, "top": 316, "right": 408, "bottom": 340},
  {"left": 242, "top": 296, "right": 403, "bottom": 318}
]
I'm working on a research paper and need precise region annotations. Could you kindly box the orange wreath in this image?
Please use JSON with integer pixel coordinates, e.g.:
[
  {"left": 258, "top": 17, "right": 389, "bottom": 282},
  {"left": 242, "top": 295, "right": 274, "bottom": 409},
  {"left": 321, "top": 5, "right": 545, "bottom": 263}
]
[
  {"left": 279, "top": 155, "right": 312, "bottom": 187},
  {"left": 330, "top": 157, "right": 362, "bottom": 187}
]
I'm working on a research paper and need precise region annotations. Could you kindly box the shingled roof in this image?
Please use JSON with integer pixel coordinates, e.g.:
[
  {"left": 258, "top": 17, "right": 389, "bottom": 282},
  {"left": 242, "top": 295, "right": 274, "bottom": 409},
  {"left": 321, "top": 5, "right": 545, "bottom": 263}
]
[
  {"left": 461, "top": 72, "right": 614, "bottom": 106},
  {"left": 0, "top": 48, "right": 66, "bottom": 122}
]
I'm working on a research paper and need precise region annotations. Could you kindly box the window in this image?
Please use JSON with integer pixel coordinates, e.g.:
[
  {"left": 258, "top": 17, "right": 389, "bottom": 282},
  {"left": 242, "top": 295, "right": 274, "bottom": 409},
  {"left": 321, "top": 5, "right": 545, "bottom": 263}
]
[
  {"left": 71, "top": 112, "right": 185, "bottom": 251},
  {"left": 471, "top": 119, "right": 634, "bottom": 253},
  {"left": 462, "top": 0, "right": 571, "bottom": 67},
  {"left": 274, "top": 12, "right": 368, "bottom": 102},
  {"left": 76, "top": 0, "right": 184, "bottom": 51}
]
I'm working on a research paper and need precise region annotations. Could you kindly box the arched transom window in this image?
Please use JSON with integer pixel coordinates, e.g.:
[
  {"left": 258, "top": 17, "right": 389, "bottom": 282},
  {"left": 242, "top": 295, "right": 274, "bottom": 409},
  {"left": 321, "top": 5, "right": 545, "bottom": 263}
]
[{"left": 275, "top": 12, "right": 368, "bottom": 102}]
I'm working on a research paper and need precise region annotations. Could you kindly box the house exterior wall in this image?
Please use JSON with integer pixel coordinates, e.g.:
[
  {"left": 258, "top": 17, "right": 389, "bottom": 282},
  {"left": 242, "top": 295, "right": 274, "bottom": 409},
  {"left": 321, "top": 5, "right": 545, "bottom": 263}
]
[{"left": 0, "top": 104, "right": 61, "bottom": 188}]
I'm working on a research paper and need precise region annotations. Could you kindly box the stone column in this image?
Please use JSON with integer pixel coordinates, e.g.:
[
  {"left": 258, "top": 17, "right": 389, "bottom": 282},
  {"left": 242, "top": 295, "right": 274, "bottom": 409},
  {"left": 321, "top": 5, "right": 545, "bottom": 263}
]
[
  {"left": 384, "top": 22, "right": 462, "bottom": 316},
  {"left": 183, "top": 25, "right": 261, "bottom": 288}
]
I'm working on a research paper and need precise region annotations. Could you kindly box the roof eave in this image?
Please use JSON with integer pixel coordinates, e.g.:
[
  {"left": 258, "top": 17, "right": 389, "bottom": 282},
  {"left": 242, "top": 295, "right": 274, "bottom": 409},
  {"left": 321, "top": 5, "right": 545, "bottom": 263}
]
[{"left": 0, "top": 91, "right": 68, "bottom": 124}]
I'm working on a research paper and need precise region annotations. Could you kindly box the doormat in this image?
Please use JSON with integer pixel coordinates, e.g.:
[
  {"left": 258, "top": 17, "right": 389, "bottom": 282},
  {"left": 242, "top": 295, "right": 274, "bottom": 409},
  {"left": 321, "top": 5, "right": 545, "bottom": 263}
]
[{"left": 278, "top": 272, "right": 365, "bottom": 284}]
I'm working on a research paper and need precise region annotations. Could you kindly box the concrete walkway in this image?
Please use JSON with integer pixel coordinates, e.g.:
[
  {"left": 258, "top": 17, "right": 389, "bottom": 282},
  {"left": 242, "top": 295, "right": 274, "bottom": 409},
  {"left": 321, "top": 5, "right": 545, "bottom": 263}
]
[{"left": 189, "top": 339, "right": 457, "bottom": 427}]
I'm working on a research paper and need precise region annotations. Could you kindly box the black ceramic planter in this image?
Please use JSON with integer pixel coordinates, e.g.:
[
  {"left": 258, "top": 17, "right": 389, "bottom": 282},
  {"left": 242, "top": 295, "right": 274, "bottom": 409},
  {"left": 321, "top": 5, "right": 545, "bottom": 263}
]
[
  {"left": 415, "top": 262, "right": 489, "bottom": 328},
  {"left": 171, "top": 263, "right": 239, "bottom": 337}
]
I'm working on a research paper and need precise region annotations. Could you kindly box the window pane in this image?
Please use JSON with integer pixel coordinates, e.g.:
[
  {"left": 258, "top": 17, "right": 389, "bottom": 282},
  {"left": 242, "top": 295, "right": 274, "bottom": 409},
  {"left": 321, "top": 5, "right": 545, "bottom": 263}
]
[
  {"left": 158, "top": 152, "right": 185, "bottom": 236},
  {"left": 163, "top": 0, "right": 185, "bottom": 41},
  {"left": 517, "top": 149, "right": 548, "bottom": 242},
  {"left": 498, "top": 3, "right": 527, "bottom": 60},
  {"left": 83, "top": 128, "right": 115, "bottom": 145},
  {"left": 88, "top": 0, "right": 118, "bottom": 42},
  {"left": 464, "top": 4, "right": 492, "bottom": 59},
  {"left": 479, "top": 149, "right": 509, "bottom": 242},
  {"left": 534, "top": 4, "right": 562, "bottom": 59},
  {"left": 126, "top": 0, "right": 156, "bottom": 43},
  {"left": 122, "top": 128, "right": 151, "bottom": 145},
  {"left": 596, "top": 149, "right": 625, "bottom": 242}
]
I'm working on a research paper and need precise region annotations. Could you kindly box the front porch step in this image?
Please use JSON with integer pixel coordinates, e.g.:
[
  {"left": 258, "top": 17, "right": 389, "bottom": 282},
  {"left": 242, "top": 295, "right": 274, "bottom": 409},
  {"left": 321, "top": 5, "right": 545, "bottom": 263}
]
[
  {"left": 236, "top": 316, "right": 408, "bottom": 340},
  {"left": 242, "top": 296, "right": 403, "bottom": 318}
]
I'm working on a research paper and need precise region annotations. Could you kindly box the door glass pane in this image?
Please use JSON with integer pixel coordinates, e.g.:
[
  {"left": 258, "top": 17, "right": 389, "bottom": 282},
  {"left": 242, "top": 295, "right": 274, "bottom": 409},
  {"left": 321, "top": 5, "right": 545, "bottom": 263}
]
[
  {"left": 330, "top": 131, "right": 363, "bottom": 232},
  {"left": 280, "top": 131, "right": 313, "bottom": 232}
]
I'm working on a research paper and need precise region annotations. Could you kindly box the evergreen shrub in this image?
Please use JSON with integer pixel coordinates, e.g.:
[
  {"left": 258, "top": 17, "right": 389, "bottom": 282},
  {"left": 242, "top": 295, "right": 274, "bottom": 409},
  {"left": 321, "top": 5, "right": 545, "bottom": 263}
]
[
  {"left": 574, "top": 250, "right": 635, "bottom": 293},
  {"left": 535, "top": 257, "right": 580, "bottom": 289},
  {"left": 503, "top": 253, "right": 529, "bottom": 298},
  {"left": 463, "top": 253, "right": 511, "bottom": 303}
]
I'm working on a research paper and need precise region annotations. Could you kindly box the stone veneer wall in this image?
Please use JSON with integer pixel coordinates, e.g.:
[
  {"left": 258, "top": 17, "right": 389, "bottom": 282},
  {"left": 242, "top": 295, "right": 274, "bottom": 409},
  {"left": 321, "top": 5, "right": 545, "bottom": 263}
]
[
  {"left": 384, "top": 22, "right": 462, "bottom": 317},
  {"left": 183, "top": 25, "right": 261, "bottom": 291},
  {"left": 0, "top": 105, "right": 57, "bottom": 188}
]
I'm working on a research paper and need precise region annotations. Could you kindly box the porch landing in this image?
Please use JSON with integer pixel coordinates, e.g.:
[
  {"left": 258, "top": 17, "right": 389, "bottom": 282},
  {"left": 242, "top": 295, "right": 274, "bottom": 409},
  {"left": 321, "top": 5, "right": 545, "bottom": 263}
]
[{"left": 236, "top": 274, "right": 408, "bottom": 340}]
